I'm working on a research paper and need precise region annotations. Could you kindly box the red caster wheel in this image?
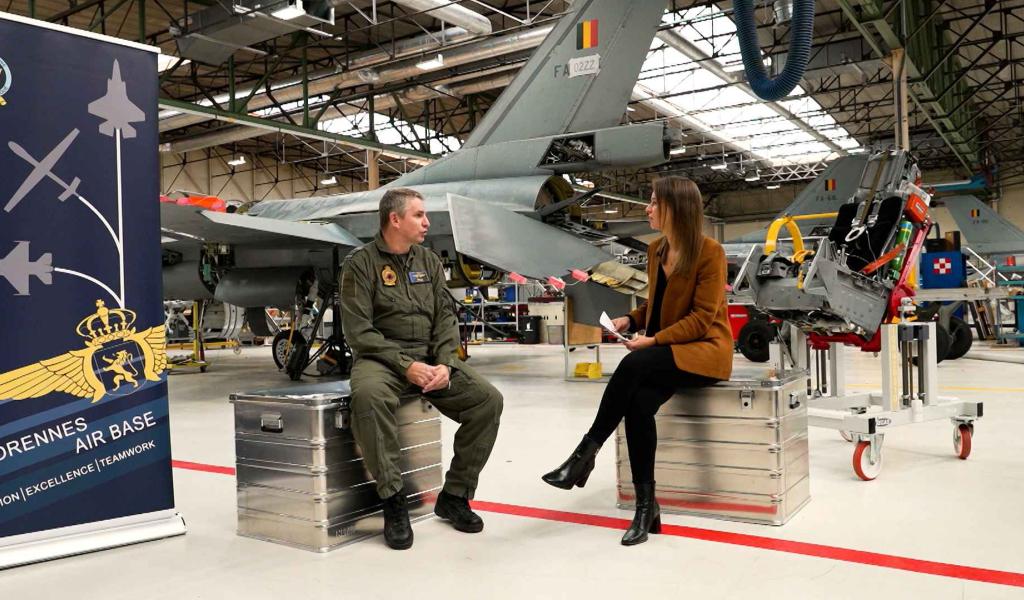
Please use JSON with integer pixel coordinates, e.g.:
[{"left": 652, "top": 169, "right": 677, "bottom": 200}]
[
  {"left": 853, "top": 440, "right": 882, "bottom": 481},
  {"left": 954, "top": 424, "right": 973, "bottom": 460}
]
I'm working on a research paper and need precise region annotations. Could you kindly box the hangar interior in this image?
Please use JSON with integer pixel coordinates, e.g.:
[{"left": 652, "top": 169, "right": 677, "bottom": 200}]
[{"left": 2, "top": 0, "right": 1024, "bottom": 597}]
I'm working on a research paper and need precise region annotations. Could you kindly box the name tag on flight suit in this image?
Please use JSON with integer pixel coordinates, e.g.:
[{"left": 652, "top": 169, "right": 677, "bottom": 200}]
[{"left": 408, "top": 271, "right": 430, "bottom": 284}]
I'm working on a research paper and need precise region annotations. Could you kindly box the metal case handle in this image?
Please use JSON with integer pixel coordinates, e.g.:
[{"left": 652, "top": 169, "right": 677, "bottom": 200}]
[{"left": 259, "top": 413, "right": 283, "bottom": 433}]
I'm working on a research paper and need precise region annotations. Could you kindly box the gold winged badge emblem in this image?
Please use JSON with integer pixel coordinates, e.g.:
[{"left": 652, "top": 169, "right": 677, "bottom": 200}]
[{"left": 0, "top": 300, "right": 167, "bottom": 403}]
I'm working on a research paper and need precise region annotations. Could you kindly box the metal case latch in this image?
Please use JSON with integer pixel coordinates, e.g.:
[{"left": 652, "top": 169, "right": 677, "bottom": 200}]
[
  {"left": 335, "top": 408, "right": 351, "bottom": 430},
  {"left": 740, "top": 389, "right": 754, "bottom": 411},
  {"left": 789, "top": 392, "right": 803, "bottom": 410}
]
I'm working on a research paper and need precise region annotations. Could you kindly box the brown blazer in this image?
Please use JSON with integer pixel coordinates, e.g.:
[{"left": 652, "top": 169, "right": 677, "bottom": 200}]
[{"left": 627, "top": 236, "right": 733, "bottom": 381}]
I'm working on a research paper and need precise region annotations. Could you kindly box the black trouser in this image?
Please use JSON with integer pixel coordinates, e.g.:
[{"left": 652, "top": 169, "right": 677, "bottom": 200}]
[{"left": 585, "top": 346, "right": 719, "bottom": 483}]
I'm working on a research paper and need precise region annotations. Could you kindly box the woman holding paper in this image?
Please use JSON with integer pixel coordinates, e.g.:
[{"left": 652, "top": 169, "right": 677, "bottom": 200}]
[{"left": 542, "top": 176, "right": 733, "bottom": 545}]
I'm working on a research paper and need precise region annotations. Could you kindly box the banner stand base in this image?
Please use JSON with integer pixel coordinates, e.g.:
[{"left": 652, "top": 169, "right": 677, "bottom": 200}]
[{"left": 0, "top": 509, "right": 186, "bottom": 570}]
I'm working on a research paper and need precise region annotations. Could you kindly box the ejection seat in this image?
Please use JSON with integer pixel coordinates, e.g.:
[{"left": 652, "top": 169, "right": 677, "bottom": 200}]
[{"left": 743, "top": 149, "right": 932, "bottom": 350}]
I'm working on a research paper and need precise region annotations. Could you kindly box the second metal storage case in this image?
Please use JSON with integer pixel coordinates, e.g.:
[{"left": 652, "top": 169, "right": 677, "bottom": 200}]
[
  {"left": 231, "top": 381, "right": 443, "bottom": 552},
  {"left": 616, "top": 366, "right": 810, "bottom": 526}
]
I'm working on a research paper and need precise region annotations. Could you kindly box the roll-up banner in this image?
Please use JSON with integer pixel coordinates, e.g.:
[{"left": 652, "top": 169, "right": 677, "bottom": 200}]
[{"left": 0, "top": 13, "right": 185, "bottom": 568}]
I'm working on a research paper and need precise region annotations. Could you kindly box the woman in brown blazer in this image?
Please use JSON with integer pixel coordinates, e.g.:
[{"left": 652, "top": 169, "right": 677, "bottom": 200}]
[{"left": 542, "top": 176, "right": 734, "bottom": 545}]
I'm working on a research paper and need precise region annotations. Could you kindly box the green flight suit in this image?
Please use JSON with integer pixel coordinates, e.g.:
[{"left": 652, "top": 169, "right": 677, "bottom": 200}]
[{"left": 340, "top": 235, "right": 503, "bottom": 499}]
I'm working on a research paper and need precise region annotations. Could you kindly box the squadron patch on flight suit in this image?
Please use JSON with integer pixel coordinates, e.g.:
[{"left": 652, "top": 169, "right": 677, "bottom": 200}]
[{"left": 381, "top": 265, "right": 398, "bottom": 287}]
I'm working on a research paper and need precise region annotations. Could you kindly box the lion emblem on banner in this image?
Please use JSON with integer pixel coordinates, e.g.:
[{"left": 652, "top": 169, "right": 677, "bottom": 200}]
[{"left": 0, "top": 300, "right": 166, "bottom": 403}]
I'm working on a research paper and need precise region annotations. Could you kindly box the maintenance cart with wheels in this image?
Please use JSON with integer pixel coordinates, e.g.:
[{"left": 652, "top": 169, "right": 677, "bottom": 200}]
[
  {"left": 741, "top": 149, "right": 984, "bottom": 480},
  {"left": 792, "top": 311, "right": 983, "bottom": 480}
]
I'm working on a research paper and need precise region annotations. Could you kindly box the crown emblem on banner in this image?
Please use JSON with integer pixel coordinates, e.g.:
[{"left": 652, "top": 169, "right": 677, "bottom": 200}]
[{"left": 76, "top": 300, "right": 138, "bottom": 345}]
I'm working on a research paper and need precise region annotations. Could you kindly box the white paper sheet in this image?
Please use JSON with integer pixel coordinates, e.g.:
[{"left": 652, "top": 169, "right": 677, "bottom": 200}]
[{"left": 599, "top": 311, "right": 630, "bottom": 342}]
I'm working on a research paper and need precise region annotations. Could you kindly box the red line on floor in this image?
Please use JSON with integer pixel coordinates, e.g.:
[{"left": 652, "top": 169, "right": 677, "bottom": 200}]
[
  {"left": 171, "top": 459, "right": 236, "bottom": 476},
  {"left": 170, "top": 461, "right": 1024, "bottom": 588},
  {"left": 471, "top": 500, "right": 1024, "bottom": 588}
]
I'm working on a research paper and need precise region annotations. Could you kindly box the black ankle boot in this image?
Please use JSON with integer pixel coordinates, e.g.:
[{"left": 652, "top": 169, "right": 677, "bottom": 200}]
[
  {"left": 621, "top": 481, "right": 661, "bottom": 546},
  {"left": 434, "top": 490, "right": 484, "bottom": 533},
  {"left": 542, "top": 436, "right": 601, "bottom": 490},
  {"left": 382, "top": 489, "right": 413, "bottom": 550}
]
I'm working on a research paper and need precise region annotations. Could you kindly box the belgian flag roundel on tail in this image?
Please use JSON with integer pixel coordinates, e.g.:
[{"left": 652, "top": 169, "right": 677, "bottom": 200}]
[
  {"left": 577, "top": 19, "right": 598, "bottom": 49},
  {"left": 825, "top": 179, "right": 837, "bottom": 191}
]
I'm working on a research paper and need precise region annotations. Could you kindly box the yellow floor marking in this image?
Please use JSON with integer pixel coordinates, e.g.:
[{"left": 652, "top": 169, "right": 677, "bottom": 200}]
[{"left": 847, "top": 382, "right": 1024, "bottom": 393}]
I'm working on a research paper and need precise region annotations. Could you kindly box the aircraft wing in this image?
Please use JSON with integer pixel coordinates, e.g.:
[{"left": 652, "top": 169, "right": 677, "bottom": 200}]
[
  {"left": 944, "top": 195, "right": 1024, "bottom": 256},
  {"left": 447, "top": 193, "right": 613, "bottom": 280},
  {"left": 160, "top": 203, "right": 362, "bottom": 252},
  {"left": 5, "top": 167, "right": 44, "bottom": 213}
]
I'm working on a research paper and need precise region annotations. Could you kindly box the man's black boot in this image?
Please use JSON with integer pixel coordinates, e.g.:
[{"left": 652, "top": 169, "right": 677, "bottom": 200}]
[
  {"left": 434, "top": 490, "right": 484, "bottom": 533},
  {"left": 621, "top": 481, "right": 661, "bottom": 546},
  {"left": 542, "top": 435, "right": 601, "bottom": 489},
  {"left": 381, "top": 489, "right": 414, "bottom": 550}
]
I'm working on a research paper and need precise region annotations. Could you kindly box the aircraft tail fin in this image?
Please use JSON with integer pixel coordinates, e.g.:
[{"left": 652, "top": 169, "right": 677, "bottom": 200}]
[
  {"left": 730, "top": 155, "right": 870, "bottom": 244},
  {"left": 461, "top": 0, "right": 666, "bottom": 149},
  {"left": 945, "top": 195, "right": 1024, "bottom": 256},
  {"left": 35, "top": 252, "right": 53, "bottom": 285},
  {"left": 59, "top": 177, "right": 80, "bottom": 202}
]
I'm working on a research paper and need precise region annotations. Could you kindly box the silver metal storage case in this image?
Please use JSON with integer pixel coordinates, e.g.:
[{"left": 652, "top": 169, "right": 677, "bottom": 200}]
[
  {"left": 231, "top": 381, "right": 443, "bottom": 551},
  {"left": 616, "top": 366, "right": 810, "bottom": 525}
]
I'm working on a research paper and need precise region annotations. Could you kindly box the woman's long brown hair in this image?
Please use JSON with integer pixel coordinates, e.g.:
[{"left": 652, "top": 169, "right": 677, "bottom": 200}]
[{"left": 652, "top": 176, "right": 705, "bottom": 277}]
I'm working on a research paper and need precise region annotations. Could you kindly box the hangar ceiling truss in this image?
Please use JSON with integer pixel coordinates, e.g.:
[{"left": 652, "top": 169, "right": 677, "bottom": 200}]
[{"left": 2, "top": 0, "right": 1022, "bottom": 200}]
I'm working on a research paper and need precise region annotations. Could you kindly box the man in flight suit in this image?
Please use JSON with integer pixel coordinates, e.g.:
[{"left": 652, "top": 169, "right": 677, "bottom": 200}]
[{"left": 340, "top": 187, "right": 504, "bottom": 550}]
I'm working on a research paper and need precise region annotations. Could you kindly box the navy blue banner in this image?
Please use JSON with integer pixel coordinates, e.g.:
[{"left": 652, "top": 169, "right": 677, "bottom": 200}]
[{"left": 0, "top": 15, "right": 174, "bottom": 538}]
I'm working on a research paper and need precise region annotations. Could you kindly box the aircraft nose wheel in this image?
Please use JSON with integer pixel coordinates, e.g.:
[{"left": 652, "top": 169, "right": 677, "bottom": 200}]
[
  {"left": 272, "top": 330, "right": 307, "bottom": 370},
  {"left": 954, "top": 423, "right": 973, "bottom": 460},
  {"left": 852, "top": 437, "right": 884, "bottom": 481}
]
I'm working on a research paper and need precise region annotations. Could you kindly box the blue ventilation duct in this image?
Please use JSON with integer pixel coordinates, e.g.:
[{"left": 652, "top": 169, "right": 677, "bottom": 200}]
[{"left": 733, "top": 0, "right": 815, "bottom": 101}]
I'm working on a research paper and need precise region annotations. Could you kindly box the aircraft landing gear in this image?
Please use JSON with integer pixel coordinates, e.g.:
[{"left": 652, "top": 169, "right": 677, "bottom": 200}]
[
  {"left": 277, "top": 288, "right": 352, "bottom": 381},
  {"left": 273, "top": 329, "right": 306, "bottom": 370}
]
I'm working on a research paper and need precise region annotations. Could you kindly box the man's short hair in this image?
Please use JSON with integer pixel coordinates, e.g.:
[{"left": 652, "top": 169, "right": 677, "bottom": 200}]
[{"left": 378, "top": 188, "right": 423, "bottom": 231}]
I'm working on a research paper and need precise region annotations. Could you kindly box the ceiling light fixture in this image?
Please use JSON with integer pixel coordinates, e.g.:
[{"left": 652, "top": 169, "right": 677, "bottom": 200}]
[
  {"left": 766, "top": 184, "right": 781, "bottom": 190},
  {"left": 320, "top": 175, "right": 337, "bottom": 186},
  {"left": 710, "top": 162, "right": 728, "bottom": 171},
  {"left": 744, "top": 170, "right": 761, "bottom": 182},
  {"left": 157, "top": 54, "right": 190, "bottom": 72},
  {"left": 669, "top": 146, "right": 686, "bottom": 156},
  {"left": 227, "top": 156, "right": 246, "bottom": 167},
  {"left": 271, "top": 0, "right": 306, "bottom": 20},
  {"left": 416, "top": 54, "right": 444, "bottom": 70}
]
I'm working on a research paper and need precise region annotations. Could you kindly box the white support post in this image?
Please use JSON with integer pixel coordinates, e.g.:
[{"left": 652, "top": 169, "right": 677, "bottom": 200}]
[
  {"left": 880, "top": 324, "right": 902, "bottom": 411},
  {"left": 791, "top": 327, "right": 809, "bottom": 372},
  {"left": 769, "top": 339, "right": 784, "bottom": 378},
  {"left": 920, "top": 321, "right": 939, "bottom": 406},
  {"left": 828, "top": 342, "right": 845, "bottom": 398}
]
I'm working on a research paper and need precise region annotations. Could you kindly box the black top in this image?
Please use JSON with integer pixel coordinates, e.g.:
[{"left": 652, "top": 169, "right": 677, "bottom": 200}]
[{"left": 645, "top": 265, "right": 669, "bottom": 337}]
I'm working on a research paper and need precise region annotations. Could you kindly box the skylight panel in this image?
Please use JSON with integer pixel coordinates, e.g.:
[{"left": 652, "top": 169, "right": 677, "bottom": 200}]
[
  {"left": 638, "top": 5, "right": 861, "bottom": 165},
  {"left": 320, "top": 110, "right": 461, "bottom": 155}
]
